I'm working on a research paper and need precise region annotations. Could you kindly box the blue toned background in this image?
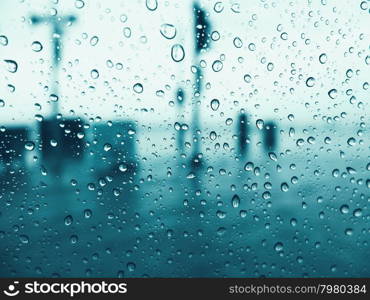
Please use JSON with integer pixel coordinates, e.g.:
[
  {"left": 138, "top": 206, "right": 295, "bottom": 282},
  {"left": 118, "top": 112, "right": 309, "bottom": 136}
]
[{"left": 0, "top": 0, "right": 369, "bottom": 277}]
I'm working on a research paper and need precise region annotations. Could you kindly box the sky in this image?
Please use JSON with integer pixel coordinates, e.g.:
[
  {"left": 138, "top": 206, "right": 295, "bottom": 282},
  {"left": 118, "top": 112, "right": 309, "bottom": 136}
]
[{"left": 0, "top": 0, "right": 368, "bottom": 133}]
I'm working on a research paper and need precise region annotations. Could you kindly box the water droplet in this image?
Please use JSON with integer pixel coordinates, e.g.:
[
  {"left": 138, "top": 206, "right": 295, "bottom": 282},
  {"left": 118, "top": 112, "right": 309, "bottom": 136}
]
[
  {"left": 90, "top": 69, "right": 99, "bottom": 79},
  {"left": 274, "top": 242, "right": 284, "bottom": 252},
  {"left": 340, "top": 205, "right": 349, "bottom": 214},
  {"left": 256, "top": 119, "right": 264, "bottom": 130},
  {"left": 4, "top": 60, "right": 18, "bottom": 73},
  {"left": 268, "top": 152, "right": 277, "bottom": 161},
  {"left": 319, "top": 53, "right": 327, "bottom": 64},
  {"left": 210, "top": 99, "right": 220, "bottom": 111},
  {"left": 0, "top": 35, "right": 8, "bottom": 46},
  {"left": 74, "top": 0, "right": 85, "bottom": 9},
  {"left": 103, "top": 143, "right": 112, "bottom": 151},
  {"left": 353, "top": 209, "right": 362, "bottom": 217},
  {"left": 171, "top": 44, "right": 185, "bottom": 62},
  {"left": 146, "top": 0, "right": 158, "bottom": 11},
  {"left": 90, "top": 36, "right": 99, "bottom": 46},
  {"left": 243, "top": 74, "right": 251, "bottom": 83},
  {"left": 280, "top": 32, "right": 288, "bottom": 40},
  {"left": 306, "top": 77, "right": 315, "bottom": 87},
  {"left": 25, "top": 141, "right": 35, "bottom": 151},
  {"left": 49, "top": 94, "right": 59, "bottom": 102},
  {"left": 64, "top": 215, "right": 73, "bottom": 226},
  {"left": 133, "top": 83, "right": 143, "bottom": 94},
  {"left": 328, "top": 89, "right": 337, "bottom": 99},
  {"left": 267, "top": 62, "right": 274, "bottom": 71},
  {"left": 31, "top": 41, "right": 43, "bottom": 52},
  {"left": 281, "top": 182, "right": 289, "bottom": 192},
  {"left": 50, "top": 139, "right": 58, "bottom": 147},
  {"left": 233, "top": 37, "right": 243, "bottom": 48},
  {"left": 127, "top": 262, "right": 136, "bottom": 272},
  {"left": 19, "top": 235, "right": 29, "bottom": 244},
  {"left": 209, "top": 131, "right": 217, "bottom": 140},
  {"left": 70, "top": 235, "right": 78, "bottom": 244},
  {"left": 212, "top": 60, "right": 223, "bottom": 72},
  {"left": 345, "top": 228, "right": 353, "bottom": 236},
  {"left": 84, "top": 209, "right": 92, "bottom": 219},
  {"left": 160, "top": 24, "right": 176, "bottom": 39},
  {"left": 360, "top": 1, "right": 368, "bottom": 10},
  {"left": 119, "top": 163, "right": 128, "bottom": 172},
  {"left": 248, "top": 43, "right": 256, "bottom": 51},
  {"left": 214, "top": 2, "right": 224, "bottom": 13},
  {"left": 347, "top": 137, "right": 356, "bottom": 146},
  {"left": 231, "top": 194, "right": 240, "bottom": 208}
]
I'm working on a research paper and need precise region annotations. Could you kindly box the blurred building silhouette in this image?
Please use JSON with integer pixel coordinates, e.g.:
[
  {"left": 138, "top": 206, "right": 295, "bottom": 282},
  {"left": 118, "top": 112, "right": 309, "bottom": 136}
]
[
  {"left": 38, "top": 117, "right": 85, "bottom": 174},
  {"left": 90, "top": 121, "right": 138, "bottom": 180},
  {"left": 0, "top": 127, "right": 28, "bottom": 176}
]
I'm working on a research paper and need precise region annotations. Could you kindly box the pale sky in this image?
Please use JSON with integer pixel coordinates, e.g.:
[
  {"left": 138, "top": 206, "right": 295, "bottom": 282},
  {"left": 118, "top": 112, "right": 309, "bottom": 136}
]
[{"left": 0, "top": 0, "right": 368, "bottom": 131}]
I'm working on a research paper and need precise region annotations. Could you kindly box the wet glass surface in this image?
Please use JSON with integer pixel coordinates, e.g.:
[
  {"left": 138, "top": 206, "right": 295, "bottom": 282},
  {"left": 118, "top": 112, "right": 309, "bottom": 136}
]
[{"left": 0, "top": 0, "right": 369, "bottom": 277}]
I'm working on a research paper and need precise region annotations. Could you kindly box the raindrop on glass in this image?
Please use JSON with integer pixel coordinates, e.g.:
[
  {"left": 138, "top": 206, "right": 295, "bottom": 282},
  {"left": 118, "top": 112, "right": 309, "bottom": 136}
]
[
  {"left": 171, "top": 44, "right": 185, "bottom": 62},
  {"left": 160, "top": 24, "right": 176, "bottom": 39}
]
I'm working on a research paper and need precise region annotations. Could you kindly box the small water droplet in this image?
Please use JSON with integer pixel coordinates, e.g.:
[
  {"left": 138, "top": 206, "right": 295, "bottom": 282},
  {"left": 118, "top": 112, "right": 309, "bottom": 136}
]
[
  {"left": 64, "top": 215, "right": 73, "bottom": 226},
  {"left": 84, "top": 209, "right": 92, "bottom": 219},
  {"left": 103, "top": 143, "right": 112, "bottom": 151},
  {"left": 90, "top": 69, "right": 99, "bottom": 79},
  {"left": 0, "top": 35, "right": 8, "bottom": 46}
]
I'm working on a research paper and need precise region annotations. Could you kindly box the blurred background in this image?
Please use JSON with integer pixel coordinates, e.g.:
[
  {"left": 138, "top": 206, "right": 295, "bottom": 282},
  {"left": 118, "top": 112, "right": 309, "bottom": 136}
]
[{"left": 0, "top": 0, "right": 369, "bottom": 277}]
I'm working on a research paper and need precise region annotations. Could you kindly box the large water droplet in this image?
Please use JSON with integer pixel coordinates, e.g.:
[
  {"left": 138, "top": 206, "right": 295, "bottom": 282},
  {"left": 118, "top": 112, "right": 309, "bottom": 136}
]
[
  {"left": 0, "top": 35, "right": 8, "bottom": 46},
  {"left": 231, "top": 194, "right": 240, "bottom": 208},
  {"left": 146, "top": 0, "right": 158, "bottom": 11},
  {"left": 328, "top": 89, "right": 337, "bottom": 99},
  {"left": 319, "top": 53, "right": 327, "bottom": 64},
  {"left": 212, "top": 60, "right": 223, "bottom": 72},
  {"left": 74, "top": 0, "right": 85, "bottom": 9},
  {"left": 274, "top": 242, "right": 284, "bottom": 252},
  {"left": 256, "top": 119, "right": 264, "bottom": 130},
  {"left": 25, "top": 141, "right": 35, "bottom": 151},
  {"left": 90, "top": 36, "right": 99, "bottom": 46},
  {"left": 4, "top": 60, "right": 18, "bottom": 73},
  {"left": 31, "top": 41, "right": 43, "bottom": 52},
  {"left": 210, "top": 99, "right": 220, "bottom": 111},
  {"left": 171, "top": 44, "right": 185, "bottom": 62},
  {"left": 90, "top": 69, "right": 99, "bottom": 79},
  {"left": 306, "top": 77, "right": 315, "bottom": 87},
  {"left": 133, "top": 83, "right": 143, "bottom": 93},
  {"left": 160, "top": 24, "right": 176, "bottom": 39},
  {"left": 233, "top": 37, "right": 243, "bottom": 48}
]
